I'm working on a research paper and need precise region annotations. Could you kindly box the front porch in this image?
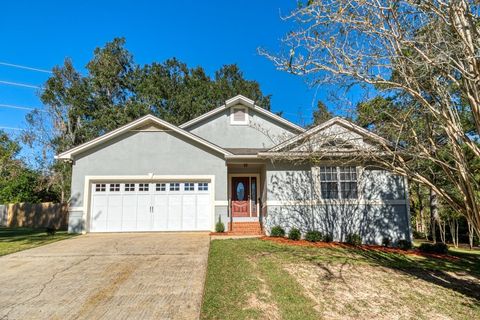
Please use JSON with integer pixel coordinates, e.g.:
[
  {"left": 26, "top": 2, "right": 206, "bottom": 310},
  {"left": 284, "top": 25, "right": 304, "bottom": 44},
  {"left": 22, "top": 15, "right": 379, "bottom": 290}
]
[{"left": 226, "top": 162, "right": 266, "bottom": 235}]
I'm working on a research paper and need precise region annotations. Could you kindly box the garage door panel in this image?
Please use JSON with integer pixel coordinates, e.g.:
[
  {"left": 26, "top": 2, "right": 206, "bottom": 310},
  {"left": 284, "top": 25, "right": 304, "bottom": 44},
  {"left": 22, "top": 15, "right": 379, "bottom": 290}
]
[
  {"left": 106, "top": 195, "right": 123, "bottom": 232},
  {"left": 196, "top": 195, "right": 211, "bottom": 230},
  {"left": 153, "top": 195, "right": 168, "bottom": 230},
  {"left": 121, "top": 193, "right": 138, "bottom": 231},
  {"left": 182, "top": 195, "right": 196, "bottom": 230},
  {"left": 167, "top": 195, "right": 182, "bottom": 230},
  {"left": 136, "top": 194, "right": 152, "bottom": 231},
  {"left": 91, "top": 195, "right": 108, "bottom": 232}
]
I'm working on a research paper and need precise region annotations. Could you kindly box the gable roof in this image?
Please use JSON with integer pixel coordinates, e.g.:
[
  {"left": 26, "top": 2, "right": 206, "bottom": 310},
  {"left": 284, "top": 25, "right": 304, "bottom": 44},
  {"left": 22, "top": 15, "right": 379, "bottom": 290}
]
[
  {"left": 266, "top": 117, "right": 392, "bottom": 153},
  {"left": 179, "top": 95, "right": 305, "bottom": 133},
  {"left": 56, "top": 114, "right": 232, "bottom": 160}
]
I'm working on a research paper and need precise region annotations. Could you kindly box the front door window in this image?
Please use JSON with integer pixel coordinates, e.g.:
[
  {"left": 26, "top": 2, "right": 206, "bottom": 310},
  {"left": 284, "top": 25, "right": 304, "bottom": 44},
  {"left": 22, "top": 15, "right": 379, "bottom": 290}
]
[{"left": 236, "top": 182, "right": 245, "bottom": 200}]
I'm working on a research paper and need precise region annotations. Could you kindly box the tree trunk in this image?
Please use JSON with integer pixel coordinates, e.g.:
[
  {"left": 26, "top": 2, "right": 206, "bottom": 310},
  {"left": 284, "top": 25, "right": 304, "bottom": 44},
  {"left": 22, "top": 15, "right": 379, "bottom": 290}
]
[
  {"left": 430, "top": 188, "right": 439, "bottom": 243},
  {"left": 417, "top": 185, "right": 425, "bottom": 234},
  {"left": 468, "top": 219, "right": 474, "bottom": 249}
]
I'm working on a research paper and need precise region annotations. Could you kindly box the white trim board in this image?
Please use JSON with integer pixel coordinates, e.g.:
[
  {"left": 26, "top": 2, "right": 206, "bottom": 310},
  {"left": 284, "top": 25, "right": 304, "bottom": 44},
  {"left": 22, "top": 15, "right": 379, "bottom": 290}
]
[
  {"left": 179, "top": 95, "right": 305, "bottom": 133},
  {"left": 56, "top": 115, "right": 232, "bottom": 160},
  {"left": 266, "top": 199, "right": 407, "bottom": 206}
]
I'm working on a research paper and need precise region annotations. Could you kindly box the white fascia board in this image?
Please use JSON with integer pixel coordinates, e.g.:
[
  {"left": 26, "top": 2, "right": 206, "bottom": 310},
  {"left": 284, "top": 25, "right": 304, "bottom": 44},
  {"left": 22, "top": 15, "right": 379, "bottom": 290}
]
[{"left": 56, "top": 114, "right": 232, "bottom": 160}]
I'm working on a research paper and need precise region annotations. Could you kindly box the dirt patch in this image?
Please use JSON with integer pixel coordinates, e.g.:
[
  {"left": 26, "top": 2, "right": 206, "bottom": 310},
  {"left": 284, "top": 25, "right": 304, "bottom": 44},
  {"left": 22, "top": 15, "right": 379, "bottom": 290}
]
[
  {"left": 263, "top": 237, "right": 460, "bottom": 261},
  {"left": 284, "top": 262, "right": 479, "bottom": 320}
]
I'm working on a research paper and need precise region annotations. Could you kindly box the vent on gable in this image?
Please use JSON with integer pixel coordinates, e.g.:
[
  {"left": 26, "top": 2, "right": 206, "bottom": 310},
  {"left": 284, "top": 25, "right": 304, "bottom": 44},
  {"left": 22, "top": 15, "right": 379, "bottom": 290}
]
[{"left": 230, "top": 106, "right": 249, "bottom": 125}]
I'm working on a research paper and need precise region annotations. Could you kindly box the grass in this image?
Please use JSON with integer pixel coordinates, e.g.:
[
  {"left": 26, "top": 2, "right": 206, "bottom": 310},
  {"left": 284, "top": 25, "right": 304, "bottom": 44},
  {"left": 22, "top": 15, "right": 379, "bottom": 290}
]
[
  {"left": 201, "top": 238, "right": 480, "bottom": 320},
  {"left": 0, "top": 227, "right": 75, "bottom": 256}
]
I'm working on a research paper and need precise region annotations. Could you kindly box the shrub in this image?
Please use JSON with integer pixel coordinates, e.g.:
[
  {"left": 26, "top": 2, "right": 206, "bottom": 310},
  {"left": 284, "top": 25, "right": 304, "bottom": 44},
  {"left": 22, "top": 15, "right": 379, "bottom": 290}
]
[
  {"left": 270, "top": 226, "right": 285, "bottom": 237},
  {"left": 397, "top": 239, "right": 413, "bottom": 250},
  {"left": 382, "top": 237, "right": 391, "bottom": 247},
  {"left": 412, "top": 230, "right": 426, "bottom": 239},
  {"left": 288, "top": 228, "right": 301, "bottom": 241},
  {"left": 305, "top": 230, "right": 323, "bottom": 242},
  {"left": 324, "top": 233, "right": 333, "bottom": 243},
  {"left": 215, "top": 217, "right": 225, "bottom": 233},
  {"left": 346, "top": 233, "right": 362, "bottom": 246},
  {"left": 46, "top": 226, "right": 56, "bottom": 236},
  {"left": 419, "top": 242, "right": 449, "bottom": 254}
]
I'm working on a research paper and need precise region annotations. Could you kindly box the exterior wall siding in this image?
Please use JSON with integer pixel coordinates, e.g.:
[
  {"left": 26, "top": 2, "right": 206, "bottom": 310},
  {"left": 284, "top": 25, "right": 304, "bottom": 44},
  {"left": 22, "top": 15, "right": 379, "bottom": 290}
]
[
  {"left": 187, "top": 105, "right": 299, "bottom": 148},
  {"left": 69, "top": 129, "right": 227, "bottom": 233},
  {"left": 264, "top": 161, "right": 410, "bottom": 244}
]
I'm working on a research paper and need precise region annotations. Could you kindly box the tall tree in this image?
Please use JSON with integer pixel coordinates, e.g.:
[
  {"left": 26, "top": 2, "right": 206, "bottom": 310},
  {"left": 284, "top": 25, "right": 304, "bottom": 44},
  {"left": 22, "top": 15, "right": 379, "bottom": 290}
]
[
  {"left": 261, "top": 0, "right": 480, "bottom": 237},
  {"left": 312, "top": 100, "right": 332, "bottom": 125},
  {"left": 25, "top": 38, "right": 272, "bottom": 201}
]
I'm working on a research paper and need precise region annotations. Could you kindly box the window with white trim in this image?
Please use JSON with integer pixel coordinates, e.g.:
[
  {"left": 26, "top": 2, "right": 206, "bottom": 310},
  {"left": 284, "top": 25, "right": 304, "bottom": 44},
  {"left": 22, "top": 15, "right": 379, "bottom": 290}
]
[
  {"left": 109, "top": 184, "right": 120, "bottom": 192},
  {"left": 169, "top": 183, "right": 180, "bottom": 191},
  {"left": 198, "top": 182, "right": 209, "bottom": 191},
  {"left": 184, "top": 182, "right": 194, "bottom": 191},
  {"left": 139, "top": 183, "right": 149, "bottom": 191},
  {"left": 125, "top": 183, "right": 135, "bottom": 192},
  {"left": 95, "top": 184, "right": 106, "bottom": 192},
  {"left": 230, "top": 106, "right": 248, "bottom": 125},
  {"left": 319, "top": 166, "right": 358, "bottom": 199},
  {"left": 156, "top": 183, "right": 166, "bottom": 191}
]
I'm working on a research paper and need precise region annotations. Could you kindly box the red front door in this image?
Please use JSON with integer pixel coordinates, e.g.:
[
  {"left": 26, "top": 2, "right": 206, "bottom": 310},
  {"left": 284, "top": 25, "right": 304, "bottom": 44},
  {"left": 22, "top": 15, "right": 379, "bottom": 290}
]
[{"left": 231, "top": 177, "right": 250, "bottom": 217}]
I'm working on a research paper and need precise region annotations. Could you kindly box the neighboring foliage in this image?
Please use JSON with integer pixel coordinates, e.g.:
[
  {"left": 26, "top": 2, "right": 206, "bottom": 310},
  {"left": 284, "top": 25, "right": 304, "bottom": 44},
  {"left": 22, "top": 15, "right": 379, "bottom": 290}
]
[
  {"left": 323, "top": 233, "right": 333, "bottom": 243},
  {"left": 288, "top": 228, "right": 301, "bottom": 240},
  {"left": 382, "top": 237, "right": 391, "bottom": 247},
  {"left": 345, "top": 233, "right": 362, "bottom": 246},
  {"left": 305, "top": 230, "right": 323, "bottom": 242},
  {"left": 24, "top": 37, "right": 272, "bottom": 202},
  {"left": 311, "top": 100, "right": 333, "bottom": 126},
  {"left": 0, "top": 131, "right": 57, "bottom": 204},
  {"left": 270, "top": 226, "right": 286, "bottom": 237}
]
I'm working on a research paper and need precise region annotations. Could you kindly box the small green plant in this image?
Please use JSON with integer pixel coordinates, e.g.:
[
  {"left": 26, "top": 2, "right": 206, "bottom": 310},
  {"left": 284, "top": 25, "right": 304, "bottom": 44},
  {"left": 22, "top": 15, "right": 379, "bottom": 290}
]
[
  {"left": 419, "top": 242, "right": 448, "bottom": 254},
  {"left": 270, "top": 226, "right": 285, "bottom": 237},
  {"left": 346, "top": 233, "right": 362, "bottom": 246},
  {"left": 397, "top": 239, "right": 413, "bottom": 250},
  {"left": 324, "top": 233, "right": 333, "bottom": 243},
  {"left": 305, "top": 230, "right": 323, "bottom": 242},
  {"left": 288, "top": 228, "right": 301, "bottom": 241},
  {"left": 215, "top": 217, "right": 225, "bottom": 233},
  {"left": 382, "top": 237, "right": 391, "bottom": 247},
  {"left": 412, "top": 230, "right": 426, "bottom": 239}
]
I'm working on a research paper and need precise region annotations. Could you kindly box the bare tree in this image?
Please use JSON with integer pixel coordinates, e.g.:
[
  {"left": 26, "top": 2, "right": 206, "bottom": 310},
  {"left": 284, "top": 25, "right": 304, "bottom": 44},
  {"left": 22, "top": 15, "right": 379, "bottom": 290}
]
[{"left": 260, "top": 0, "right": 480, "bottom": 237}]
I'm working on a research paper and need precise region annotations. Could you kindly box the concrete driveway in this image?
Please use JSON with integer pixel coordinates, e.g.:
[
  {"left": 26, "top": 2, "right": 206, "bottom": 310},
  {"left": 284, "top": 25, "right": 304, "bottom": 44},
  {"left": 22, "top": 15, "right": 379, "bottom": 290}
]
[{"left": 0, "top": 233, "right": 210, "bottom": 320}]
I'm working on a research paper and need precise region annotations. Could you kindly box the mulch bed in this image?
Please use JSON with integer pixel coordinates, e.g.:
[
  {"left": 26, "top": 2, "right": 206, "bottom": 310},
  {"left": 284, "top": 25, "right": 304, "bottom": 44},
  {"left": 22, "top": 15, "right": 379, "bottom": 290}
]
[{"left": 263, "top": 236, "right": 460, "bottom": 261}]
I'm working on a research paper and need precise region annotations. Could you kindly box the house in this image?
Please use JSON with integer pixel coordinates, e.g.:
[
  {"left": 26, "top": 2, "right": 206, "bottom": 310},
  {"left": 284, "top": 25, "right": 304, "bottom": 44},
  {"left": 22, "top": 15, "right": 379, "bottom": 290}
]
[{"left": 57, "top": 95, "right": 411, "bottom": 244}]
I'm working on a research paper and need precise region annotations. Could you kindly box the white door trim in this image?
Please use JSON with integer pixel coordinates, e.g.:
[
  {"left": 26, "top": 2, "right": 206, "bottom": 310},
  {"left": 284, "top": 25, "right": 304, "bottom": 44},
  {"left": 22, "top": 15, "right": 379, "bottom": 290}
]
[
  {"left": 83, "top": 174, "right": 215, "bottom": 233},
  {"left": 227, "top": 173, "right": 261, "bottom": 218}
]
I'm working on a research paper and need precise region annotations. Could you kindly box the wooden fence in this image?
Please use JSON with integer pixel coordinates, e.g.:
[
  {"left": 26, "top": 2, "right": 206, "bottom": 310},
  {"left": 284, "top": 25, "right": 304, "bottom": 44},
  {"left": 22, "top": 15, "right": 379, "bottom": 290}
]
[{"left": 3, "top": 202, "right": 68, "bottom": 230}]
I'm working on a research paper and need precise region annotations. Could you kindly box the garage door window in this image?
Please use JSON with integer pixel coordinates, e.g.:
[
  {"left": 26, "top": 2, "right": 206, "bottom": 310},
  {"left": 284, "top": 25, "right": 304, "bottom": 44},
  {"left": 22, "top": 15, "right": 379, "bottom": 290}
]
[
  {"left": 125, "top": 183, "right": 135, "bottom": 192},
  {"left": 170, "top": 183, "right": 180, "bottom": 191},
  {"left": 95, "top": 184, "right": 106, "bottom": 192},
  {"left": 198, "top": 182, "right": 208, "bottom": 191},
  {"left": 139, "top": 183, "right": 149, "bottom": 191},
  {"left": 184, "top": 183, "right": 194, "bottom": 191},
  {"left": 156, "top": 183, "right": 166, "bottom": 191},
  {"left": 109, "top": 184, "right": 120, "bottom": 192}
]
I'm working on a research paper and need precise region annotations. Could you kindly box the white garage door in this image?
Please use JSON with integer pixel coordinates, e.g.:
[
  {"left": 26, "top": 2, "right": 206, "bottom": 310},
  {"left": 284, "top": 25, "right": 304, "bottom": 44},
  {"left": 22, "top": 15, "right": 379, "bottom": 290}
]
[{"left": 90, "top": 181, "right": 212, "bottom": 232}]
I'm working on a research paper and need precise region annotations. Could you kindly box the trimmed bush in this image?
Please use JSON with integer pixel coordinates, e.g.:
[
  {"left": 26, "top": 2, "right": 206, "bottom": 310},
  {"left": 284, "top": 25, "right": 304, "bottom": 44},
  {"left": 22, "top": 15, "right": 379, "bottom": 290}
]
[
  {"left": 288, "top": 228, "right": 301, "bottom": 241},
  {"left": 305, "top": 230, "right": 323, "bottom": 242},
  {"left": 382, "top": 237, "right": 391, "bottom": 247},
  {"left": 346, "top": 233, "right": 362, "bottom": 246},
  {"left": 397, "top": 239, "right": 413, "bottom": 250},
  {"left": 324, "top": 233, "right": 333, "bottom": 243},
  {"left": 419, "top": 242, "right": 449, "bottom": 254},
  {"left": 215, "top": 218, "right": 225, "bottom": 233},
  {"left": 270, "top": 226, "right": 286, "bottom": 237}
]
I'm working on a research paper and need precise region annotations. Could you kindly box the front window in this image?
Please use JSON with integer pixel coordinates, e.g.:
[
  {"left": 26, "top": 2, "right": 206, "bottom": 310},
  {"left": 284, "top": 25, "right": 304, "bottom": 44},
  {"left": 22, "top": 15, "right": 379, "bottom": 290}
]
[{"left": 319, "top": 166, "right": 358, "bottom": 199}]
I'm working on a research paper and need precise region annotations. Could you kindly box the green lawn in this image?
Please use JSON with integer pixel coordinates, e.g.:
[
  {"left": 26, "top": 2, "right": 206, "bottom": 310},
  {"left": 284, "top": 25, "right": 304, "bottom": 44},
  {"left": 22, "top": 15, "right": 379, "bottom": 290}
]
[
  {"left": 201, "top": 239, "right": 480, "bottom": 320},
  {"left": 0, "top": 227, "right": 76, "bottom": 256}
]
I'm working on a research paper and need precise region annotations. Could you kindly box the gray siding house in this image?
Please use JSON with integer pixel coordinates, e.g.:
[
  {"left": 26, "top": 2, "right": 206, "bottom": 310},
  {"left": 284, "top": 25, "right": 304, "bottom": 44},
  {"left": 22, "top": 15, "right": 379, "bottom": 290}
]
[{"left": 57, "top": 95, "right": 411, "bottom": 244}]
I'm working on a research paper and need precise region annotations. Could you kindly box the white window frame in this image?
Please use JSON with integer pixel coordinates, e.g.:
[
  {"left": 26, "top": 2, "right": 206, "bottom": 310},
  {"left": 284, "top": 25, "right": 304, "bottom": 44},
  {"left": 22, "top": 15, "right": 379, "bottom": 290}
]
[
  {"left": 198, "top": 182, "right": 209, "bottom": 191},
  {"left": 230, "top": 106, "right": 249, "bottom": 125},
  {"left": 109, "top": 183, "right": 120, "bottom": 192},
  {"left": 156, "top": 183, "right": 166, "bottom": 192},
  {"left": 169, "top": 182, "right": 180, "bottom": 191},
  {"left": 184, "top": 182, "right": 195, "bottom": 191},
  {"left": 316, "top": 166, "right": 359, "bottom": 200}
]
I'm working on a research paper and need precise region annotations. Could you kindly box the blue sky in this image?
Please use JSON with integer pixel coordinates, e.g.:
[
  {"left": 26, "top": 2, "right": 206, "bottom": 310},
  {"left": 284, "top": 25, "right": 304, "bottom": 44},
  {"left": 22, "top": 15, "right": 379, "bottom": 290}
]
[{"left": 0, "top": 0, "right": 360, "bottom": 135}]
